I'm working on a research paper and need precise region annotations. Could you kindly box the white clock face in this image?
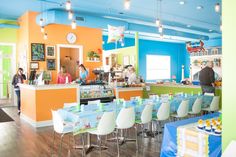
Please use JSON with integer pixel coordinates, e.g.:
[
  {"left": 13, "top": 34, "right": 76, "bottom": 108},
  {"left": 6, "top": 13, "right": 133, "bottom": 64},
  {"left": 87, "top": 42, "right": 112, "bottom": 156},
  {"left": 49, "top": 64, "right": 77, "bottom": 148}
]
[{"left": 67, "top": 33, "right": 77, "bottom": 44}]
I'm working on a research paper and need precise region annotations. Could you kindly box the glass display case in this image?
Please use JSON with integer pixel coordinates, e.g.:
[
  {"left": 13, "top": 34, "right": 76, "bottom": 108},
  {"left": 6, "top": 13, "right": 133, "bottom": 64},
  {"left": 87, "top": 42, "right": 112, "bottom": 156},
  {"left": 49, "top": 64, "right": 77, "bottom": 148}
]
[{"left": 80, "top": 84, "right": 115, "bottom": 104}]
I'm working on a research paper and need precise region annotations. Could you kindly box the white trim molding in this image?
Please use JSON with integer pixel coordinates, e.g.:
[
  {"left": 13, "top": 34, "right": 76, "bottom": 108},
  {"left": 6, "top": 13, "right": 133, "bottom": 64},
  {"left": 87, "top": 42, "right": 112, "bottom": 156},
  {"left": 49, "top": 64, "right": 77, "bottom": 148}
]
[{"left": 20, "top": 114, "right": 52, "bottom": 128}]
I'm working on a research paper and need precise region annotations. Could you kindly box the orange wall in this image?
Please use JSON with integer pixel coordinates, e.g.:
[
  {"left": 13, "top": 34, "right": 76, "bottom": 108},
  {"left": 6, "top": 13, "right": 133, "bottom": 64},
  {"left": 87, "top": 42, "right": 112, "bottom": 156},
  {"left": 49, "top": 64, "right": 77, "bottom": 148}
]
[{"left": 17, "top": 11, "right": 103, "bottom": 83}]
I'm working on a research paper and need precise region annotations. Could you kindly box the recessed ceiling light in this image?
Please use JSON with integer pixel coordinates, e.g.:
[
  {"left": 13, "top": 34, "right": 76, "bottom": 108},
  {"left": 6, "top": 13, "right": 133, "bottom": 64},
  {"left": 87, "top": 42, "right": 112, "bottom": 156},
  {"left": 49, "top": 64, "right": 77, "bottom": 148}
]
[
  {"left": 179, "top": 1, "right": 185, "bottom": 5},
  {"left": 196, "top": 5, "right": 203, "bottom": 10},
  {"left": 215, "top": 3, "right": 221, "bottom": 13},
  {"left": 209, "top": 29, "right": 213, "bottom": 32},
  {"left": 187, "top": 25, "right": 191, "bottom": 28}
]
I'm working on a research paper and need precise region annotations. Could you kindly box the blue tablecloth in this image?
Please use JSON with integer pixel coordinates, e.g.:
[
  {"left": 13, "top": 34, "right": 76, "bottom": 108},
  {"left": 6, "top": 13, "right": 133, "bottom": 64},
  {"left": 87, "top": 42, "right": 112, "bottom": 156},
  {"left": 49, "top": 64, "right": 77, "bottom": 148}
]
[{"left": 160, "top": 112, "right": 221, "bottom": 157}]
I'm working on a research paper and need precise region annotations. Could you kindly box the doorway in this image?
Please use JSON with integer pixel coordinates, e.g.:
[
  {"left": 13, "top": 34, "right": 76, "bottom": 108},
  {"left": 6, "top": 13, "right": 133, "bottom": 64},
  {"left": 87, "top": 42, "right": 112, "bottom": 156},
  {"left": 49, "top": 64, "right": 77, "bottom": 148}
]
[
  {"left": 57, "top": 44, "right": 83, "bottom": 80},
  {"left": 0, "top": 43, "right": 16, "bottom": 107}
]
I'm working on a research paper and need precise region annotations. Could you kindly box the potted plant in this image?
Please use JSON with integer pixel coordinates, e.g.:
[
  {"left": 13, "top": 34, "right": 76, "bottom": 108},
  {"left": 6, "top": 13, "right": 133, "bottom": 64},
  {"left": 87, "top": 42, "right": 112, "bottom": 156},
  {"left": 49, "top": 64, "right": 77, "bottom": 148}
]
[
  {"left": 43, "top": 71, "right": 52, "bottom": 84},
  {"left": 87, "top": 51, "right": 95, "bottom": 61},
  {"left": 93, "top": 53, "right": 100, "bottom": 61}
]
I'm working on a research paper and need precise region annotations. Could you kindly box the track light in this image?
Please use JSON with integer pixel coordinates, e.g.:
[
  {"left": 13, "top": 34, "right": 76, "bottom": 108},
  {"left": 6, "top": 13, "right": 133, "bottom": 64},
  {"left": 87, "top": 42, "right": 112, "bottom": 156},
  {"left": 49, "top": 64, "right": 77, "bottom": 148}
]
[
  {"left": 156, "top": 19, "right": 160, "bottom": 27},
  {"left": 66, "top": 0, "right": 71, "bottom": 10},
  {"left": 39, "top": 18, "right": 43, "bottom": 26},
  {"left": 158, "top": 25, "right": 163, "bottom": 33},
  {"left": 71, "top": 20, "right": 76, "bottom": 29},
  {"left": 40, "top": 26, "right": 45, "bottom": 33},
  {"left": 215, "top": 3, "right": 220, "bottom": 13},
  {"left": 124, "top": 0, "right": 131, "bottom": 10},
  {"left": 68, "top": 11, "right": 73, "bottom": 20}
]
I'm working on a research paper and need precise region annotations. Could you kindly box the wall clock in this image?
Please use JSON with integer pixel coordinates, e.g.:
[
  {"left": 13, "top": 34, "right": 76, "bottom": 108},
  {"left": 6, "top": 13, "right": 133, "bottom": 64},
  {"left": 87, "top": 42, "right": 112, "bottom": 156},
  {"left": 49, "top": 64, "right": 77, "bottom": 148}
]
[{"left": 66, "top": 33, "right": 77, "bottom": 44}]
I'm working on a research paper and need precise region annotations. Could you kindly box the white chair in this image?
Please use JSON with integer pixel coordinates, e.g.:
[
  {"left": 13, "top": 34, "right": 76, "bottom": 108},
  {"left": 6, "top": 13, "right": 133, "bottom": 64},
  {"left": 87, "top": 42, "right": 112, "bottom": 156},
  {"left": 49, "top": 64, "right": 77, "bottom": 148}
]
[
  {"left": 189, "top": 97, "right": 202, "bottom": 116},
  {"left": 114, "top": 107, "right": 138, "bottom": 156},
  {"left": 130, "top": 96, "right": 141, "bottom": 101},
  {"left": 171, "top": 100, "right": 189, "bottom": 120},
  {"left": 63, "top": 102, "right": 77, "bottom": 108},
  {"left": 88, "top": 99, "right": 101, "bottom": 105},
  {"left": 51, "top": 110, "right": 74, "bottom": 157},
  {"left": 202, "top": 96, "right": 220, "bottom": 113},
  {"left": 149, "top": 94, "right": 159, "bottom": 100},
  {"left": 154, "top": 103, "right": 170, "bottom": 141},
  {"left": 175, "top": 92, "right": 184, "bottom": 96},
  {"left": 204, "top": 92, "right": 214, "bottom": 96},
  {"left": 88, "top": 111, "right": 116, "bottom": 152},
  {"left": 136, "top": 104, "right": 154, "bottom": 137}
]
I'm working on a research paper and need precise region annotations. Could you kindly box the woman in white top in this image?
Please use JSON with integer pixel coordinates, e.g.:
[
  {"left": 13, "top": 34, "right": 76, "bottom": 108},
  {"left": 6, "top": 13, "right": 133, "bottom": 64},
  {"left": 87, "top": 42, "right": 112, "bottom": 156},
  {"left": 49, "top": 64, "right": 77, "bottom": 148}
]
[{"left": 128, "top": 67, "right": 137, "bottom": 84}]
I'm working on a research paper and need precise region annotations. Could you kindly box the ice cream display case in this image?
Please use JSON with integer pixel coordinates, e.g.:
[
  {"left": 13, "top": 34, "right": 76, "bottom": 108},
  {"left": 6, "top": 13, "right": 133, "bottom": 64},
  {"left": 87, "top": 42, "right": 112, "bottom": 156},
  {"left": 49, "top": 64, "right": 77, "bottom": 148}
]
[{"left": 80, "top": 84, "right": 115, "bottom": 104}]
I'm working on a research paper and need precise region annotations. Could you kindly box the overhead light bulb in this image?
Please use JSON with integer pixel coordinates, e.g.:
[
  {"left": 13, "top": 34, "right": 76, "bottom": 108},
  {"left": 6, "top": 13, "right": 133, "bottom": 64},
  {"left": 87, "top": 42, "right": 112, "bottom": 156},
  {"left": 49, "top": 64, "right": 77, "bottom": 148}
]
[
  {"left": 39, "top": 18, "right": 43, "bottom": 26},
  {"left": 68, "top": 11, "right": 73, "bottom": 20},
  {"left": 66, "top": 0, "right": 71, "bottom": 10},
  {"left": 159, "top": 25, "right": 163, "bottom": 33},
  {"left": 187, "top": 24, "right": 191, "bottom": 28},
  {"left": 44, "top": 33, "right": 48, "bottom": 40},
  {"left": 215, "top": 3, "right": 220, "bottom": 13},
  {"left": 196, "top": 5, "right": 203, "bottom": 10},
  {"left": 155, "top": 19, "right": 160, "bottom": 27},
  {"left": 71, "top": 20, "right": 76, "bottom": 29},
  {"left": 179, "top": 1, "right": 185, "bottom": 5},
  {"left": 40, "top": 26, "right": 45, "bottom": 33},
  {"left": 209, "top": 29, "right": 213, "bottom": 32},
  {"left": 124, "top": 0, "right": 131, "bottom": 10}
]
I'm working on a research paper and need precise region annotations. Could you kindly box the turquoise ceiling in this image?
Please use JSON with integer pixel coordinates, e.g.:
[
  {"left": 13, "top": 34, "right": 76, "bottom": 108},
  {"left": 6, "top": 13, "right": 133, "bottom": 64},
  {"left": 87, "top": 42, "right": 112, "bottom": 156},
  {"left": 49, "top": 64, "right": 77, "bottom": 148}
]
[{"left": 0, "top": 0, "right": 222, "bottom": 41}]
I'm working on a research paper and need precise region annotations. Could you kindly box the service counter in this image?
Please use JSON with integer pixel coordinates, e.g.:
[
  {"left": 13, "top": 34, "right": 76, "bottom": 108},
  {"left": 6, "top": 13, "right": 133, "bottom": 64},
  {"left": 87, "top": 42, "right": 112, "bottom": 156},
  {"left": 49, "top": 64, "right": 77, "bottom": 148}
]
[
  {"left": 115, "top": 87, "right": 144, "bottom": 100},
  {"left": 19, "top": 84, "right": 80, "bottom": 127}
]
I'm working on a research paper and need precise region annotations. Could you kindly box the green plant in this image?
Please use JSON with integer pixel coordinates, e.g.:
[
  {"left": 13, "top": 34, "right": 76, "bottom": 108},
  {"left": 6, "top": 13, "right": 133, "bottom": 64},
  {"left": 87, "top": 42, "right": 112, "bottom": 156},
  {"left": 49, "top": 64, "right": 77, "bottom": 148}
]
[
  {"left": 93, "top": 53, "right": 100, "bottom": 58},
  {"left": 87, "top": 51, "right": 95, "bottom": 58}
]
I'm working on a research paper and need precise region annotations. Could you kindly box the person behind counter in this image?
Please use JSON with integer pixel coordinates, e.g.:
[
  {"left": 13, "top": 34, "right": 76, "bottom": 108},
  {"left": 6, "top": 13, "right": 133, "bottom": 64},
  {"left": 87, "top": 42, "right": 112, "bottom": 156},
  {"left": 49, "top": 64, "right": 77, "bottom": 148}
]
[
  {"left": 128, "top": 67, "right": 137, "bottom": 84},
  {"left": 12, "top": 68, "right": 26, "bottom": 115},
  {"left": 57, "top": 66, "right": 72, "bottom": 84},
  {"left": 79, "top": 64, "right": 88, "bottom": 83},
  {"left": 199, "top": 61, "right": 215, "bottom": 94}
]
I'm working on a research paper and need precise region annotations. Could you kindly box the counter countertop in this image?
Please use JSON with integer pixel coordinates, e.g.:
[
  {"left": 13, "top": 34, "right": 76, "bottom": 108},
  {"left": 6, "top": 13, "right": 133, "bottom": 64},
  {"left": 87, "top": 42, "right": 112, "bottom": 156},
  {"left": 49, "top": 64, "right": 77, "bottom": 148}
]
[
  {"left": 145, "top": 83, "right": 222, "bottom": 89},
  {"left": 19, "top": 83, "right": 80, "bottom": 90},
  {"left": 115, "top": 86, "right": 143, "bottom": 91}
]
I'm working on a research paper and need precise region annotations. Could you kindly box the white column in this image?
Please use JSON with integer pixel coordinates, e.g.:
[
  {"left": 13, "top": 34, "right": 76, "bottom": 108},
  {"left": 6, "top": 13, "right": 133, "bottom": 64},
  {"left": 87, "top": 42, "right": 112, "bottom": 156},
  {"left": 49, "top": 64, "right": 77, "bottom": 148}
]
[{"left": 181, "top": 65, "right": 185, "bottom": 81}]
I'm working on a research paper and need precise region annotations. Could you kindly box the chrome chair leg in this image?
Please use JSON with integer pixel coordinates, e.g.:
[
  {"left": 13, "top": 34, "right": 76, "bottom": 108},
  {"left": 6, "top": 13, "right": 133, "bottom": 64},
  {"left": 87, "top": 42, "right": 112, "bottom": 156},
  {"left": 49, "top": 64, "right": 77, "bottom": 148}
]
[
  {"left": 51, "top": 131, "right": 55, "bottom": 156},
  {"left": 134, "top": 125, "right": 138, "bottom": 150},
  {"left": 59, "top": 134, "right": 64, "bottom": 157},
  {"left": 116, "top": 129, "right": 120, "bottom": 157}
]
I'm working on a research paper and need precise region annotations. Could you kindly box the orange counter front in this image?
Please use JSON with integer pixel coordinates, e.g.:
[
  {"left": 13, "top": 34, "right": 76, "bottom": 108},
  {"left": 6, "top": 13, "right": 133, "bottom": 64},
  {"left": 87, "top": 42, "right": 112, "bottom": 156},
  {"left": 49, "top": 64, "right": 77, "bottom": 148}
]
[
  {"left": 115, "top": 87, "right": 143, "bottom": 101},
  {"left": 19, "top": 84, "right": 80, "bottom": 127}
]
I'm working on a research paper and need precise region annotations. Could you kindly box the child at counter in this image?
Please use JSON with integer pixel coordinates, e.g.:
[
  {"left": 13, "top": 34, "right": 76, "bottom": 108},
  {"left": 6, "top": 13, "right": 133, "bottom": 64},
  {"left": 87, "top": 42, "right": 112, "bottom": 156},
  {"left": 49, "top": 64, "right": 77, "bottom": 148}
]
[
  {"left": 78, "top": 64, "right": 88, "bottom": 83},
  {"left": 57, "top": 66, "right": 72, "bottom": 84}
]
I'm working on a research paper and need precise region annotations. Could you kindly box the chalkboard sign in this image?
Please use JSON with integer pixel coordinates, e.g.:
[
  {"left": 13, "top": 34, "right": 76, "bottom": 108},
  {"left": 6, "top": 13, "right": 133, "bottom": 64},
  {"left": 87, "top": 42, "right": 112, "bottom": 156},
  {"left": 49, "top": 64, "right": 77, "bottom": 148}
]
[
  {"left": 31, "top": 43, "right": 45, "bottom": 61},
  {"left": 47, "top": 59, "right": 56, "bottom": 70}
]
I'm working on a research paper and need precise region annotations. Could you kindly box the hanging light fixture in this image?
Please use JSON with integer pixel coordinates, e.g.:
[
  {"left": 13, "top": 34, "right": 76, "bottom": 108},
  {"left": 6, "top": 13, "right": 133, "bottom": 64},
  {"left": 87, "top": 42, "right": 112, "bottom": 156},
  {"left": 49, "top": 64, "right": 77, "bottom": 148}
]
[
  {"left": 215, "top": 3, "right": 220, "bottom": 13},
  {"left": 66, "top": 0, "right": 71, "bottom": 10},
  {"left": 124, "top": 0, "right": 131, "bottom": 10},
  {"left": 68, "top": 11, "right": 73, "bottom": 20},
  {"left": 71, "top": 20, "right": 76, "bottom": 29},
  {"left": 159, "top": 25, "right": 163, "bottom": 33},
  {"left": 44, "top": 33, "right": 48, "bottom": 40},
  {"left": 156, "top": 19, "right": 160, "bottom": 27},
  {"left": 160, "top": 33, "right": 164, "bottom": 39},
  {"left": 39, "top": 18, "right": 44, "bottom": 26},
  {"left": 220, "top": 24, "right": 222, "bottom": 32},
  {"left": 40, "top": 26, "right": 45, "bottom": 33}
]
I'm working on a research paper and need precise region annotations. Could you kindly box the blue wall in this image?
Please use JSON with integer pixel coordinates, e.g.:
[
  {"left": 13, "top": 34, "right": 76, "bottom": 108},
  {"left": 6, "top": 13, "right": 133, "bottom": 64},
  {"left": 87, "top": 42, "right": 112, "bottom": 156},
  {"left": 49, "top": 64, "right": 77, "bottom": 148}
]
[{"left": 103, "top": 36, "right": 135, "bottom": 50}]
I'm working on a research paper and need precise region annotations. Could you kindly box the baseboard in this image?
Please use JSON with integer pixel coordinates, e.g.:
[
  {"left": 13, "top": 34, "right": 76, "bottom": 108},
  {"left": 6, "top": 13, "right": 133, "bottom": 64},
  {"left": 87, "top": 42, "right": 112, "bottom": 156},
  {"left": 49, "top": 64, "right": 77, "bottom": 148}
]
[{"left": 20, "top": 114, "right": 52, "bottom": 128}]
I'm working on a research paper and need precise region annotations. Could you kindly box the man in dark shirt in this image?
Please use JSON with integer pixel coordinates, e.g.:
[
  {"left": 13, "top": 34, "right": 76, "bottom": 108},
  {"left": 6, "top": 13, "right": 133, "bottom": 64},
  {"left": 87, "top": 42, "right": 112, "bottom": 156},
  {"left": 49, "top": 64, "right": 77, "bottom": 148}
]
[{"left": 199, "top": 61, "right": 215, "bottom": 94}]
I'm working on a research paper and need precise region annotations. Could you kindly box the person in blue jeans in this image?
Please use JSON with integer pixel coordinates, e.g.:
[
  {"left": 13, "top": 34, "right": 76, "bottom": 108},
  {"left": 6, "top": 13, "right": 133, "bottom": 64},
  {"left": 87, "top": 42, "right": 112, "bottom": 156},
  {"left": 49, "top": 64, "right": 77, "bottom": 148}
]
[{"left": 12, "top": 68, "right": 26, "bottom": 115}]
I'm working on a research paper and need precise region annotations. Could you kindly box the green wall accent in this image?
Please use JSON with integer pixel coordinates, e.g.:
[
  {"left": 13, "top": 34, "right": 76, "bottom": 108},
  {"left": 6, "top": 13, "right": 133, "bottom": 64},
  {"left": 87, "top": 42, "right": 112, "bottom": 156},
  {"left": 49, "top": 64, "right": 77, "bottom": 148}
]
[
  {"left": 135, "top": 32, "right": 139, "bottom": 74},
  {"left": 117, "top": 46, "right": 136, "bottom": 65},
  {"left": 222, "top": 0, "right": 236, "bottom": 151},
  {"left": 0, "top": 28, "right": 17, "bottom": 43},
  {"left": 143, "top": 85, "right": 222, "bottom": 107}
]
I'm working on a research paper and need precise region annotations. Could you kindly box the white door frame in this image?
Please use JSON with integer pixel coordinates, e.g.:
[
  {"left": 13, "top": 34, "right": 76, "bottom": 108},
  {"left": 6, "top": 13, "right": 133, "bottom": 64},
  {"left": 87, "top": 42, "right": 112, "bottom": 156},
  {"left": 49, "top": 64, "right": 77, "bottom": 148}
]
[
  {"left": 56, "top": 44, "right": 83, "bottom": 73},
  {"left": 0, "top": 43, "right": 16, "bottom": 99}
]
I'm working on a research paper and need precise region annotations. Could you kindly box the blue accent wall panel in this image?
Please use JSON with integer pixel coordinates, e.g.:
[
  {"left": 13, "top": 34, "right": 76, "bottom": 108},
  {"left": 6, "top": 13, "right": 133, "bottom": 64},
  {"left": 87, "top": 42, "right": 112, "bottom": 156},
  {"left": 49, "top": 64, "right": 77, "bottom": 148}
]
[{"left": 103, "top": 36, "right": 135, "bottom": 50}]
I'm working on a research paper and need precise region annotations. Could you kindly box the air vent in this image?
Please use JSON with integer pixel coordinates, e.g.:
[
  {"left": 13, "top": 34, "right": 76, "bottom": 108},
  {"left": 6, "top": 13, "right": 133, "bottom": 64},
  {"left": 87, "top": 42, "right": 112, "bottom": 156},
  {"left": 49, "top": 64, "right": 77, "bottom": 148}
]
[{"left": 75, "top": 16, "right": 85, "bottom": 22}]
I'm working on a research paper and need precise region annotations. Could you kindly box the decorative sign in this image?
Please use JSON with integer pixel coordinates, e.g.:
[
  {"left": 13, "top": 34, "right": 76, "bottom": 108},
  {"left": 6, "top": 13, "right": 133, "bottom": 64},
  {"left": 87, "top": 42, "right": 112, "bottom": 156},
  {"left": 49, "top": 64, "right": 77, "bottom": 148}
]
[
  {"left": 186, "top": 40, "right": 205, "bottom": 53},
  {"left": 46, "top": 46, "right": 55, "bottom": 58},
  {"left": 47, "top": 59, "right": 56, "bottom": 70},
  {"left": 31, "top": 43, "right": 45, "bottom": 61},
  {"left": 30, "top": 62, "right": 39, "bottom": 70}
]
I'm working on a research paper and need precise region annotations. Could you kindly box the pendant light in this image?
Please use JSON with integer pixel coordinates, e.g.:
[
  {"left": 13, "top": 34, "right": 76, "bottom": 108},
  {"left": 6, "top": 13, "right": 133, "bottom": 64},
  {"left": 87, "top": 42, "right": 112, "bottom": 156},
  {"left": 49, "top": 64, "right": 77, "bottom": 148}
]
[
  {"left": 71, "top": 20, "right": 76, "bottom": 29},
  {"left": 44, "top": 33, "right": 48, "bottom": 40},
  {"left": 160, "top": 33, "right": 164, "bottom": 39},
  {"left": 40, "top": 26, "right": 45, "bottom": 33},
  {"left": 159, "top": 25, "right": 163, "bottom": 33},
  {"left": 124, "top": 0, "right": 131, "bottom": 10},
  {"left": 156, "top": 19, "right": 160, "bottom": 27},
  {"left": 215, "top": 3, "right": 220, "bottom": 13},
  {"left": 68, "top": 11, "right": 73, "bottom": 20},
  {"left": 66, "top": 0, "right": 71, "bottom": 10},
  {"left": 39, "top": 18, "right": 43, "bottom": 26}
]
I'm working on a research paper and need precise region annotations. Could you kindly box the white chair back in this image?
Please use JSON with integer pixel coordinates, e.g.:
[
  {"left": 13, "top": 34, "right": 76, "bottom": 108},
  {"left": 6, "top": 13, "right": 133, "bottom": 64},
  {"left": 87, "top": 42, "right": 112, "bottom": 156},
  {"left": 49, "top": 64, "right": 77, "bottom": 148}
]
[
  {"left": 63, "top": 102, "right": 77, "bottom": 108},
  {"left": 157, "top": 102, "right": 170, "bottom": 121},
  {"left": 96, "top": 111, "right": 116, "bottom": 135},
  {"left": 149, "top": 94, "right": 159, "bottom": 100},
  {"left": 88, "top": 100, "right": 101, "bottom": 105},
  {"left": 130, "top": 96, "right": 141, "bottom": 101},
  {"left": 175, "top": 92, "right": 184, "bottom": 96},
  {"left": 141, "top": 104, "right": 153, "bottom": 124},
  {"left": 177, "top": 100, "right": 189, "bottom": 118},
  {"left": 116, "top": 107, "right": 135, "bottom": 129},
  {"left": 51, "top": 110, "right": 64, "bottom": 133},
  {"left": 204, "top": 93, "right": 214, "bottom": 96},
  {"left": 210, "top": 96, "right": 220, "bottom": 111},
  {"left": 191, "top": 97, "right": 202, "bottom": 114}
]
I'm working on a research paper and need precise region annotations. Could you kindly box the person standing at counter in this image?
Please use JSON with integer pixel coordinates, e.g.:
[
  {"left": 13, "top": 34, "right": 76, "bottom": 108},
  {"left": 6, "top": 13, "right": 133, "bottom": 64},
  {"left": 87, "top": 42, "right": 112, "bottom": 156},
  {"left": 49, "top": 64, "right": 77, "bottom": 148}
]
[
  {"left": 128, "top": 67, "right": 137, "bottom": 84},
  {"left": 79, "top": 64, "right": 88, "bottom": 83},
  {"left": 57, "top": 66, "right": 72, "bottom": 84},
  {"left": 12, "top": 68, "right": 26, "bottom": 115},
  {"left": 199, "top": 61, "right": 215, "bottom": 94}
]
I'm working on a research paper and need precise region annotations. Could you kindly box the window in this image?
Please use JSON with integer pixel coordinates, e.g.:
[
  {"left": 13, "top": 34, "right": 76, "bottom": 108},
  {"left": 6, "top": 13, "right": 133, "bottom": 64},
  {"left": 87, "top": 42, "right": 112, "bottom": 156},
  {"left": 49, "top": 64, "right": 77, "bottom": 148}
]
[{"left": 146, "top": 55, "right": 171, "bottom": 80}]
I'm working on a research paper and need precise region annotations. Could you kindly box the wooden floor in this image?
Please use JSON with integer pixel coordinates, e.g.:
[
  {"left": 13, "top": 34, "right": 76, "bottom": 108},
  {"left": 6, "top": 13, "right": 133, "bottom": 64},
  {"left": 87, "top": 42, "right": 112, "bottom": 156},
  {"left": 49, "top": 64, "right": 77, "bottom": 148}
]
[{"left": 0, "top": 107, "right": 161, "bottom": 157}]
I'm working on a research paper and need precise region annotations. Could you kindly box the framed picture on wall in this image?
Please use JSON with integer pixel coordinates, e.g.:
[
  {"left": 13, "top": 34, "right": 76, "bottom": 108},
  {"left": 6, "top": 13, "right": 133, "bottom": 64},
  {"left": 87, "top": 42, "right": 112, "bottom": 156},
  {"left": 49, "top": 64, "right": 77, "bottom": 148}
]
[
  {"left": 123, "top": 56, "right": 130, "bottom": 66},
  {"left": 31, "top": 43, "right": 45, "bottom": 61},
  {"left": 47, "top": 59, "right": 56, "bottom": 70},
  {"left": 30, "top": 62, "right": 39, "bottom": 70},
  {"left": 46, "top": 46, "right": 55, "bottom": 58}
]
